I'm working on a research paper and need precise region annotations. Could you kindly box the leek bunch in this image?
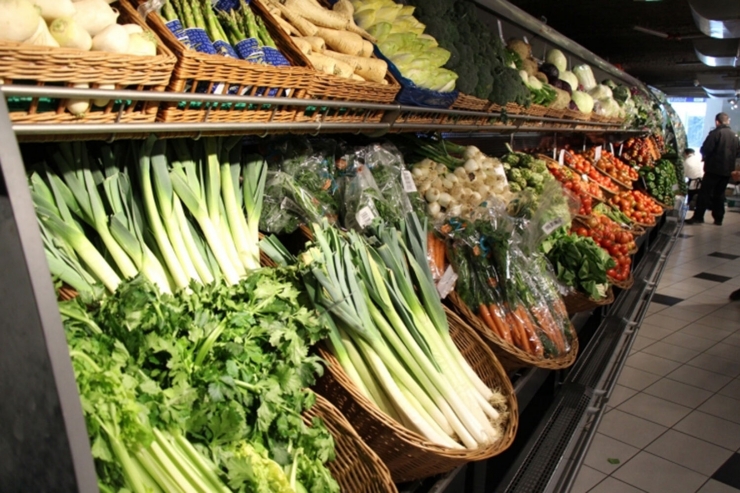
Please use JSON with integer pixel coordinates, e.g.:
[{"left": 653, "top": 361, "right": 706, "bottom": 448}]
[
  {"left": 29, "top": 136, "right": 266, "bottom": 296},
  {"left": 300, "top": 214, "right": 507, "bottom": 449}
]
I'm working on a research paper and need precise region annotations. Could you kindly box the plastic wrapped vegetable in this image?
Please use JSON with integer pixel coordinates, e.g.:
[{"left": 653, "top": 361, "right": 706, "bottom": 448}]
[{"left": 573, "top": 64, "right": 596, "bottom": 92}]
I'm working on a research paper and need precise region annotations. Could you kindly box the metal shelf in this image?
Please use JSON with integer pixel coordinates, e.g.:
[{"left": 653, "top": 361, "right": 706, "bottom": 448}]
[{"left": 2, "top": 85, "right": 646, "bottom": 140}]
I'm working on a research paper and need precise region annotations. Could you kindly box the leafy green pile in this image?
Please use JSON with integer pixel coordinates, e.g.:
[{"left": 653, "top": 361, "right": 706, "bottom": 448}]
[
  {"left": 501, "top": 150, "right": 551, "bottom": 200},
  {"left": 62, "top": 269, "right": 338, "bottom": 493},
  {"left": 541, "top": 231, "right": 614, "bottom": 300},
  {"left": 639, "top": 159, "right": 678, "bottom": 205}
]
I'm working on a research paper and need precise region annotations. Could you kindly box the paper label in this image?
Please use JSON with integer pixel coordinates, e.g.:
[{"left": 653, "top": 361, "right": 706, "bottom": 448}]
[
  {"left": 552, "top": 147, "right": 557, "bottom": 160},
  {"left": 497, "top": 20, "right": 505, "bottom": 44},
  {"left": 619, "top": 143, "right": 624, "bottom": 156},
  {"left": 672, "top": 184, "right": 679, "bottom": 191},
  {"left": 594, "top": 146, "right": 602, "bottom": 162},
  {"left": 401, "top": 170, "right": 417, "bottom": 193},
  {"left": 609, "top": 143, "right": 615, "bottom": 155},
  {"left": 582, "top": 173, "right": 589, "bottom": 182},
  {"left": 436, "top": 265, "right": 458, "bottom": 299},
  {"left": 559, "top": 149, "right": 565, "bottom": 166},
  {"left": 356, "top": 205, "right": 376, "bottom": 228},
  {"left": 542, "top": 217, "right": 565, "bottom": 235}
]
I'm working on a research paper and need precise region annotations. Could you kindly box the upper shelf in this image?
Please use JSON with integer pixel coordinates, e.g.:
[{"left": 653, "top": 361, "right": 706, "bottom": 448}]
[{"left": 2, "top": 86, "right": 646, "bottom": 141}]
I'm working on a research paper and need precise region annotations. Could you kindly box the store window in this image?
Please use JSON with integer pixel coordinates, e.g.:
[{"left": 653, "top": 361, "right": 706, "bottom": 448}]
[{"left": 669, "top": 98, "right": 708, "bottom": 149}]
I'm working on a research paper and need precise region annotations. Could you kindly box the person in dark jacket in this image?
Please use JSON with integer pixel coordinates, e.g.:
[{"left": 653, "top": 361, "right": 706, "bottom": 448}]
[{"left": 686, "top": 113, "right": 740, "bottom": 225}]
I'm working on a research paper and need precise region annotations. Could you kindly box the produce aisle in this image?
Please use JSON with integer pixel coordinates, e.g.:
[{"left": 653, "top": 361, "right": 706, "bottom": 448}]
[{"left": 573, "top": 213, "right": 740, "bottom": 493}]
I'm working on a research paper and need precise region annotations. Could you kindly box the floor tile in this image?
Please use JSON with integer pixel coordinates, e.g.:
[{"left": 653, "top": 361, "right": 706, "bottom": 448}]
[
  {"left": 618, "top": 366, "right": 664, "bottom": 391},
  {"left": 613, "top": 451, "right": 707, "bottom": 493},
  {"left": 712, "top": 454, "right": 740, "bottom": 490},
  {"left": 719, "top": 379, "right": 740, "bottom": 401},
  {"left": 662, "top": 305, "right": 720, "bottom": 322},
  {"left": 723, "top": 334, "right": 740, "bottom": 348},
  {"left": 609, "top": 385, "right": 639, "bottom": 408},
  {"left": 645, "top": 430, "right": 734, "bottom": 476},
  {"left": 695, "top": 272, "right": 734, "bottom": 283},
  {"left": 626, "top": 352, "right": 682, "bottom": 377},
  {"left": 698, "top": 479, "right": 740, "bottom": 493},
  {"left": 643, "top": 378, "right": 714, "bottom": 408},
  {"left": 663, "top": 332, "right": 718, "bottom": 352},
  {"left": 638, "top": 323, "right": 677, "bottom": 341},
  {"left": 698, "top": 315, "right": 740, "bottom": 331},
  {"left": 571, "top": 465, "right": 606, "bottom": 493},
  {"left": 680, "top": 323, "right": 736, "bottom": 342},
  {"left": 705, "top": 342, "right": 740, "bottom": 360},
  {"left": 675, "top": 411, "right": 740, "bottom": 451},
  {"left": 698, "top": 394, "right": 740, "bottom": 425},
  {"left": 667, "top": 365, "right": 734, "bottom": 392},
  {"left": 688, "top": 354, "right": 740, "bottom": 378},
  {"left": 642, "top": 314, "right": 692, "bottom": 331},
  {"left": 709, "top": 252, "right": 740, "bottom": 260},
  {"left": 640, "top": 341, "right": 701, "bottom": 363},
  {"left": 618, "top": 393, "right": 692, "bottom": 427},
  {"left": 631, "top": 335, "right": 657, "bottom": 353},
  {"left": 598, "top": 409, "right": 668, "bottom": 449},
  {"left": 651, "top": 293, "right": 685, "bottom": 306},
  {"left": 589, "top": 477, "right": 647, "bottom": 493},
  {"left": 584, "top": 433, "right": 640, "bottom": 475}
]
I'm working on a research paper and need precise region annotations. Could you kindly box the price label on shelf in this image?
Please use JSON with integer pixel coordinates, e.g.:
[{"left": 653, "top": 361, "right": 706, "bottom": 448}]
[
  {"left": 610, "top": 143, "right": 615, "bottom": 155},
  {"left": 401, "top": 170, "right": 417, "bottom": 193},
  {"left": 542, "top": 217, "right": 565, "bottom": 235},
  {"left": 594, "top": 146, "right": 603, "bottom": 162},
  {"left": 582, "top": 173, "right": 589, "bottom": 182},
  {"left": 436, "top": 266, "right": 458, "bottom": 299},
  {"left": 559, "top": 149, "right": 565, "bottom": 166},
  {"left": 619, "top": 143, "right": 624, "bottom": 156},
  {"left": 356, "top": 205, "right": 377, "bottom": 228}
]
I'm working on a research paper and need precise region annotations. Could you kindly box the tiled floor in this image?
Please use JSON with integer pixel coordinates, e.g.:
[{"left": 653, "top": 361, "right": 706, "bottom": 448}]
[{"left": 572, "top": 210, "right": 740, "bottom": 493}]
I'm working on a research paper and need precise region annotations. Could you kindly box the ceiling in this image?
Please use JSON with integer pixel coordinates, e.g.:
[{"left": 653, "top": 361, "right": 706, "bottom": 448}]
[{"left": 507, "top": 0, "right": 740, "bottom": 98}]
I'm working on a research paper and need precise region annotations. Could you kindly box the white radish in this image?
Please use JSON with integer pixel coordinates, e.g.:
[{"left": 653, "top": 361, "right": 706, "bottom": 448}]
[
  {"left": 65, "top": 83, "right": 89, "bottom": 117},
  {"left": 418, "top": 181, "right": 431, "bottom": 194},
  {"left": 448, "top": 203, "right": 463, "bottom": 216},
  {"left": 121, "top": 23, "right": 142, "bottom": 34},
  {"left": 0, "top": 0, "right": 41, "bottom": 42},
  {"left": 50, "top": 17, "right": 92, "bottom": 50},
  {"left": 438, "top": 192, "right": 452, "bottom": 208},
  {"left": 127, "top": 31, "right": 156, "bottom": 56},
  {"left": 445, "top": 173, "right": 458, "bottom": 184},
  {"left": 463, "top": 159, "right": 479, "bottom": 173},
  {"left": 425, "top": 188, "right": 440, "bottom": 203},
  {"left": 412, "top": 166, "right": 428, "bottom": 179},
  {"left": 453, "top": 167, "right": 468, "bottom": 179},
  {"left": 34, "top": 0, "right": 75, "bottom": 21},
  {"left": 92, "top": 83, "right": 114, "bottom": 107},
  {"left": 71, "top": 0, "right": 117, "bottom": 36},
  {"left": 92, "top": 23, "right": 128, "bottom": 53},
  {"left": 24, "top": 17, "right": 59, "bottom": 46},
  {"left": 463, "top": 146, "right": 480, "bottom": 159},
  {"left": 441, "top": 178, "right": 453, "bottom": 190},
  {"left": 427, "top": 202, "right": 441, "bottom": 216}
]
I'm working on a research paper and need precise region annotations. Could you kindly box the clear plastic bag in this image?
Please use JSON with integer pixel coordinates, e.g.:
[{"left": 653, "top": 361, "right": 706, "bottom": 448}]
[{"left": 259, "top": 171, "right": 337, "bottom": 233}]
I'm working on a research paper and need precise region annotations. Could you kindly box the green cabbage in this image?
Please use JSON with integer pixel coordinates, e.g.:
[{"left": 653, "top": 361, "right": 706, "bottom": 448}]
[
  {"left": 573, "top": 64, "right": 597, "bottom": 92},
  {"left": 571, "top": 90, "right": 594, "bottom": 114}
]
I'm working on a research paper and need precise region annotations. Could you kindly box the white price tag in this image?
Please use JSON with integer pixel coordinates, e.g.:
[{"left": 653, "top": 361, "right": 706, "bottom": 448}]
[
  {"left": 558, "top": 149, "right": 565, "bottom": 166},
  {"left": 497, "top": 20, "right": 505, "bottom": 43},
  {"left": 356, "top": 205, "right": 376, "bottom": 228},
  {"left": 619, "top": 143, "right": 624, "bottom": 156},
  {"left": 582, "top": 173, "right": 589, "bottom": 182},
  {"left": 523, "top": 36, "right": 529, "bottom": 45},
  {"left": 672, "top": 184, "right": 679, "bottom": 191},
  {"left": 552, "top": 147, "right": 557, "bottom": 160},
  {"left": 609, "top": 143, "right": 615, "bottom": 155},
  {"left": 594, "top": 146, "right": 603, "bottom": 162},
  {"left": 436, "top": 265, "right": 458, "bottom": 299},
  {"left": 542, "top": 217, "right": 565, "bottom": 235},
  {"left": 401, "top": 170, "right": 417, "bottom": 193}
]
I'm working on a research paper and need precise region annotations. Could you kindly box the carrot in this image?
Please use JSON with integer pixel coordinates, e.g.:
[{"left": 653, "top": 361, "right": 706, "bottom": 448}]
[
  {"left": 531, "top": 306, "right": 562, "bottom": 354},
  {"left": 517, "top": 306, "right": 544, "bottom": 357},
  {"left": 490, "top": 303, "right": 513, "bottom": 344},
  {"left": 478, "top": 304, "right": 502, "bottom": 339},
  {"left": 505, "top": 306, "right": 530, "bottom": 353},
  {"left": 437, "top": 239, "right": 446, "bottom": 273}
]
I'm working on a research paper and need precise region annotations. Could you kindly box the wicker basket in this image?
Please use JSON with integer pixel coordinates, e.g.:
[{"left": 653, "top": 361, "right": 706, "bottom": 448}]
[
  {"left": 525, "top": 104, "right": 549, "bottom": 117},
  {"left": 505, "top": 103, "right": 523, "bottom": 115},
  {"left": 562, "top": 287, "right": 615, "bottom": 315},
  {"left": 609, "top": 273, "right": 635, "bottom": 290},
  {"left": 447, "top": 292, "right": 579, "bottom": 371},
  {"left": 306, "top": 395, "right": 398, "bottom": 493},
  {"left": 133, "top": 0, "right": 314, "bottom": 124},
  {"left": 452, "top": 94, "right": 491, "bottom": 112},
  {"left": 564, "top": 109, "right": 591, "bottom": 121},
  {"left": 2, "top": 1, "right": 175, "bottom": 125},
  {"left": 313, "top": 307, "right": 518, "bottom": 483},
  {"left": 545, "top": 107, "right": 566, "bottom": 119}
]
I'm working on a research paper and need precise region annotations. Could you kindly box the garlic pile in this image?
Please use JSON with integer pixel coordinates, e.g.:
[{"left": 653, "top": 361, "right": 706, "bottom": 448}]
[{"left": 412, "top": 146, "right": 513, "bottom": 221}]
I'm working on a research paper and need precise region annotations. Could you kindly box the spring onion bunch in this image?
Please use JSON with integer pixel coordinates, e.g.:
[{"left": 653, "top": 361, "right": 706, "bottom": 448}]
[
  {"left": 28, "top": 137, "right": 267, "bottom": 297},
  {"left": 300, "top": 213, "right": 507, "bottom": 449}
]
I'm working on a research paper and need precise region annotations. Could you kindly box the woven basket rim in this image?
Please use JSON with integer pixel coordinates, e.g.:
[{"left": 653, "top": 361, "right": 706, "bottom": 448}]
[
  {"left": 316, "top": 306, "right": 518, "bottom": 460},
  {"left": 563, "top": 286, "right": 615, "bottom": 314},
  {"left": 447, "top": 292, "right": 579, "bottom": 370},
  {"left": 609, "top": 273, "right": 635, "bottom": 289}
]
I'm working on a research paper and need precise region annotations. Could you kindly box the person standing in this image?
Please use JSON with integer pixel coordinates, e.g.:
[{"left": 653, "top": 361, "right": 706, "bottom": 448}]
[
  {"left": 686, "top": 113, "right": 740, "bottom": 225},
  {"left": 683, "top": 148, "right": 703, "bottom": 209}
]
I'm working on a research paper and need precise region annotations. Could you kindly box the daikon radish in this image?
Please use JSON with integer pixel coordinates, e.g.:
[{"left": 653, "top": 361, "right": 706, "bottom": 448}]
[
  {"left": 66, "top": 83, "right": 90, "bottom": 117},
  {"left": 359, "top": 39, "right": 373, "bottom": 57},
  {"left": 92, "top": 23, "right": 128, "bottom": 52},
  {"left": 0, "top": 0, "right": 42, "bottom": 42},
  {"left": 92, "top": 82, "right": 114, "bottom": 107},
  {"left": 121, "top": 23, "right": 142, "bottom": 34},
  {"left": 50, "top": 17, "right": 92, "bottom": 50},
  {"left": 284, "top": 0, "right": 348, "bottom": 30},
  {"left": 25, "top": 17, "right": 60, "bottom": 46},
  {"left": 71, "top": 0, "right": 118, "bottom": 36},
  {"left": 323, "top": 49, "right": 386, "bottom": 82},
  {"left": 34, "top": 0, "right": 75, "bottom": 21},
  {"left": 315, "top": 26, "right": 363, "bottom": 56},
  {"left": 276, "top": 3, "right": 317, "bottom": 36},
  {"left": 291, "top": 36, "right": 312, "bottom": 55},
  {"left": 302, "top": 36, "right": 325, "bottom": 52}
]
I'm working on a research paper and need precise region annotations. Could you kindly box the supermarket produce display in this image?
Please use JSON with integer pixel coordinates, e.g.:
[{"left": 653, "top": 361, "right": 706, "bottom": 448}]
[{"left": 0, "top": 0, "right": 692, "bottom": 491}]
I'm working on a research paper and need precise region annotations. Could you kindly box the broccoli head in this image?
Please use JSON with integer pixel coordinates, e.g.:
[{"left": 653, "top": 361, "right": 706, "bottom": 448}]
[
  {"left": 509, "top": 182, "right": 522, "bottom": 192},
  {"left": 532, "top": 161, "right": 547, "bottom": 174},
  {"left": 474, "top": 62, "right": 494, "bottom": 99}
]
